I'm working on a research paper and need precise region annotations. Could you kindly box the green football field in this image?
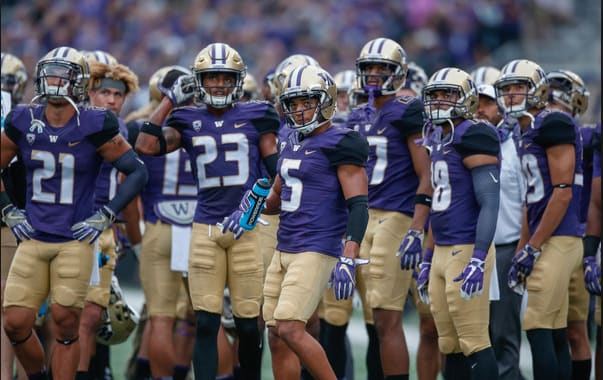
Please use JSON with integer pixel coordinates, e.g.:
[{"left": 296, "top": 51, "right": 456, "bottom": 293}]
[{"left": 109, "top": 285, "right": 596, "bottom": 380}]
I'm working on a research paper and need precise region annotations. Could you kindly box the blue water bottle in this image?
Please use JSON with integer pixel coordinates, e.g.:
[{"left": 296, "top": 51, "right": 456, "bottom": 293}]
[{"left": 240, "top": 178, "right": 271, "bottom": 230}]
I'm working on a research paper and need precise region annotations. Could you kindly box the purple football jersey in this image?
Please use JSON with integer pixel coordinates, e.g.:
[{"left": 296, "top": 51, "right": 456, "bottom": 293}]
[
  {"left": 133, "top": 117, "right": 197, "bottom": 225},
  {"left": 578, "top": 124, "right": 596, "bottom": 231},
  {"left": 166, "top": 101, "right": 279, "bottom": 224},
  {"left": 427, "top": 120, "right": 500, "bottom": 245},
  {"left": 276, "top": 126, "right": 368, "bottom": 256},
  {"left": 593, "top": 123, "right": 601, "bottom": 178},
  {"left": 517, "top": 109, "right": 583, "bottom": 237},
  {"left": 359, "top": 96, "right": 424, "bottom": 215},
  {"left": 94, "top": 117, "right": 129, "bottom": 209},
  {"left": 4, "top": 104, "right": 119, "bottom": 242}
]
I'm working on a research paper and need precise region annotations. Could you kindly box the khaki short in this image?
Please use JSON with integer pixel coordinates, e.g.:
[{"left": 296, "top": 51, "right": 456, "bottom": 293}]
[
  {"left": 263, "top": 250, "right": 336, "bottom": 326},
  {"left": 430, "top": 244, "right": 495, "bottom": 355},
  {"left": 188, "top": 223, "right": 263, "bottom": 318},
  {"left": 523, "top": 236, "right": 581, "bottom": 330},
  {"left": 85, "top": 228, "right": 117, "bottom": 307},
  {"left": 361, "top": 209, "right": 413, "bottom": 311},
  {"left": 140, "top": 222, "right": 185, "bottom": 317},
  {"left": 4, "top": 238, "right": 93, "bottom": 310}
]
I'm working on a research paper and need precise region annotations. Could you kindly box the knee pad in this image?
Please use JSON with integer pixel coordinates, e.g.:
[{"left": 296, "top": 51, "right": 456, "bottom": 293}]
[{"left": 438, "top": 336, "right": 458, "bottom": 354}]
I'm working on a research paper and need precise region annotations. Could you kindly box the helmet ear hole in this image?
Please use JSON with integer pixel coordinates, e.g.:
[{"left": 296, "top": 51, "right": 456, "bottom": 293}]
[{"left": 96, "top": 275, "right": 138, "bottom": 346}]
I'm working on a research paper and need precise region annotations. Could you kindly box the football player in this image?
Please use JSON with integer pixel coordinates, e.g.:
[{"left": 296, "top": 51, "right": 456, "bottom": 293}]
[
  {"left": 546, "top": 68, "right": 593, "bottom": 380},
  {"left": 470, "top": 66, "right": 501, "bottom": 87},
  {"left": 354, "top": 37, "right": 432, "bottom": 380},
  {"left": 474, "top": 79, "right": 526, "bottom": 380},
  {"left": 0, "top": 46, "right": 147, "bottom": 380},
  {"left": 136, "top": 42, "right": 279, "bottom": 380},
  {"left": 583, "top": 122, "right": 601, "bottom": 380},
  {"left": 77, "top": 58, "right": 141, "bottom": 380},
  {"left": 419, "top": 67, "right": 501, "bottom": 380},
  {"left": 127, "top": 64, "right": 198, "bottom": 380},
  {"left": 256, "top": 64, "right": 369, "bottom": 379},
  {"left": 495, "top": 59, "right": 583, "bottom": 380},
  {"left": 331, "top": 69, "right": 356, "bottom": 126},
  {"left": 396, "top": 60, "right": 444, "bottom": 380},
  {"left": 1, "top": 51, "right": 28, "bottom": 380}
]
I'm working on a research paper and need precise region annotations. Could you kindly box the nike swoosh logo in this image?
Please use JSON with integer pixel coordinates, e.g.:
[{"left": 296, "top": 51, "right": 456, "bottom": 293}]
[
  {"left": 376, "top": 127, "right": 387, "bottom": 135},
  {"left": 489, "top": 172, "right": 499, "bottom": 183},
  {"left": 305, "top": 150, "right": 316, "bottom": 155},
  {"left": 234, "top": 122, "right": 247, "bottom": 129},
  {"left": 378, "top": 218, "right": 387, "bottom": 224},
  {"left": 443, "top": 149, "right": 452, "bottom": 155},
  {"left": 68, "top": 141, "right": 81, "bottom": 147},
  {"left": 451, "top": 250, "right": 462, "bottom": 256}
]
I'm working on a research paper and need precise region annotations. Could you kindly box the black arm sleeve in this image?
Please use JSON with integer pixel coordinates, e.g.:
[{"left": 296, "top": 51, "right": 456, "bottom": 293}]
[
  {"left": 534, "top": 112, "right": 576, "bottom": 148},
  {"left": 391, "top": 97, "right": 424, "bottom": 138},
  {"left": 263, "top": 153, "right": 278, "bottom": 179},
  {"left": 324, "top": 131, "right": 369, "bottom": 167},
  {"left": 87, "top": 111, "right": 121, "bottom": 148},
  {"left": 345, "top": 195, "right": 369, "bottom": 244},
  {"left": 126, "top": 120, "right": 141, "bottom": 147},
  {"left": 106, "top": 150, "right": 148, "bottom": 214},
  {"left": 471, "top": 164, "right": 500, "bottom": 252},
  {"left": 454, "top": 123, "right": 500, "bottom": 159}
]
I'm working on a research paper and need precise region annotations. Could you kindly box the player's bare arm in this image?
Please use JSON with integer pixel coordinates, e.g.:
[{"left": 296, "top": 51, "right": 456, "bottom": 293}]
[
  {"left": 264, "top": 175, "right": 282, "bottom": 215},
  {"left": 0, "top": 131, "right": 18, "bottom": 170},
  {"left": 408, "top": 131, "right": 433, "bottom": 230}
]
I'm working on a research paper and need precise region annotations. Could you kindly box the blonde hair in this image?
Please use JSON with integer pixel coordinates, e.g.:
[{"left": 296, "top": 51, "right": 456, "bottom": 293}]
[{"left": 89, "top": 61, "right": 139, "bottom": 95}]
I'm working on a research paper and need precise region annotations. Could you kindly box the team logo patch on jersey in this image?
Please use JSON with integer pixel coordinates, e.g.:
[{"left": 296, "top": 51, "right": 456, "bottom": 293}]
[
  {"left": 30, "top": 118, "right": 45, "bottom": 134},
  {"left": 154, "top": 200, "right": 197, "bottom": 226},
  {"left": 192, "top": 120, "right": 202, "bottom": 132},
  {"left": 26, "top": 133, "right": 36, "bottom": 145},
  {"left": 279, "top": 141, "right": 287, "bottom": 152},
  {"left": 214, "top": 120, "right": 224, "bottom": 128}
]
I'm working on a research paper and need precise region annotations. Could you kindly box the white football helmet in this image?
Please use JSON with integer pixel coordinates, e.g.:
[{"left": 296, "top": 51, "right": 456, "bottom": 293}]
[
  {"left": 493, "top": 59, "right": 548, "bottom": 118},
  {"left": 279, "top": 65, "right": 336, "bottom": 135},
  {"left": 192, "top": 43, "right": 246, "bottom": 108},
  {"left": 423, "top": 67, "right": 478, "bottom": 125}
]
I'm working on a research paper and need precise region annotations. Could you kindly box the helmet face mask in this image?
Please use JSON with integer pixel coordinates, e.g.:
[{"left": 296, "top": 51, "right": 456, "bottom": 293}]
[
  {"left": 494, "top": 59, "right": 548, "bottom": 118},
  {"left": 423, "top": 67, "right": 478, "bottom": 125},
  {"left": 34, "top": 47, "right": 89, "bottom": 102},
  {"left": 279, "top": 65, "right": 336, "bottom": 135},
  {"left": 1, "top": 52, "right": 28, "bottom": 104},
  {"left": 193, "top": 43, "right": 246, "bottom": 108},
  {"left": 356, "top": 38, "right": 407, "bottom": 96}
]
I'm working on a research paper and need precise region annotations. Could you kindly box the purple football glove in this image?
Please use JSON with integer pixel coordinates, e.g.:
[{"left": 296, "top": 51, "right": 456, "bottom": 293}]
[
  {"left": 158, "top": 74, "right": 195, "bottom": 106},
  {"left": 71, "top": 206, "right": 116, "bottom": 244},
  {"left": 329, "top": 257, "right": 369, "bottom": 300},
  {"left": 416, "top": 248, "right": 433, "bottom": 304},
  {"left": 454, "top": 249, "right": 487, "bottom": 300},
  {"left": 397, "top": 229, "right": 423, "bottom": 270},
  {"left": 219, "top": 190, "right": 251, "bottom": 239},
  {"left": 583, "top": 256, "right": 602, "bottom": 295},
  {"left": 1, "top": 205, "right": 34, "bottom": 242},
  {"left": 507, "top": 264, "right": 526, "bottom": 295},
  {"left": 511, "top": 244, "right": 541, "bottom": 277}
]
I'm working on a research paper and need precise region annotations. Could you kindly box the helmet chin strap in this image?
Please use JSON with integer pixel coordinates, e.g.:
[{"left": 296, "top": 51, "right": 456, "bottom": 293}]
[{"left": 29, "top": 93, "right": 81, "bottom": 129}]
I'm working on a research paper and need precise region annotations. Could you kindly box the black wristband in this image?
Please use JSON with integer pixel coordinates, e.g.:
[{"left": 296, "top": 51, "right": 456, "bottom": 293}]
[
  {"left": 583, "top": 235, "right": 601, "bottom": 258},
  {"left": 415, "top": 193, "right": 432, "bottom": 207},
  {"left": 141, "top": 121, "right": 167, "bottom": 156}
]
